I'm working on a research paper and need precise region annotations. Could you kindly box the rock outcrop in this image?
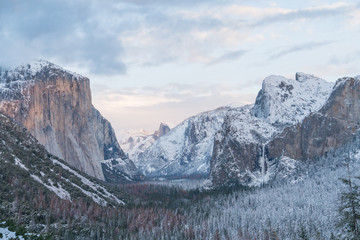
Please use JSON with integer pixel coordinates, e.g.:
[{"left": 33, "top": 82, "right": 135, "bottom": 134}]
[
  {"left": 0, "top": 60, "right": 140, "bottom": 182},
  {"left": 155, "top": 122, "right": 171, "bottom": 137}
]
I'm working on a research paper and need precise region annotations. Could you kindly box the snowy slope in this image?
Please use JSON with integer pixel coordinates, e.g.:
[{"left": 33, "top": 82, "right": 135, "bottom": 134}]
[
  {"left": 0, "top": 112, "right": 126, "bottom": 206},
  {"left": 137, "top": 107, "right": 231, "bottom": 177},
  {"left": 120, "top": 129, "right": 155, "bottom": 153}
]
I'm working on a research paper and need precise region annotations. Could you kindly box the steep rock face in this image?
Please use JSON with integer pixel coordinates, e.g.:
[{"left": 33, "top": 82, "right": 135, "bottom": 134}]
[
  {"left": 119, "top": 123, "right": 171, "bottom": 167},
  {"left": 0, "top": 60, "right": 140, "bottom": 182},
  {"left": 210, "top": 73, "right": 334, "bottom": 186},
  {"left": 266, "top": 77, "right": 360, "bottom": 162},
  {"left": 137, "top": 107, "right": 230, "bottom": 177}
]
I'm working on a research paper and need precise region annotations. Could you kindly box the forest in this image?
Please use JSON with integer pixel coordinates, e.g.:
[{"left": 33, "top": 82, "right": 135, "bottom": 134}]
[
  {"left": 2, "top": 132, "right": 360, "bottom": 239},
  {"left": 1, "top": 154, "right": 360, "bottom": 240}
]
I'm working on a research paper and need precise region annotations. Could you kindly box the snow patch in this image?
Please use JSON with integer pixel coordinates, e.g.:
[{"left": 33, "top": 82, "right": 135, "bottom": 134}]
[
  {"left": 0, "top": 226, "right": 24, "bottom": 240},
  {"left": 52, "top": 159, "right": 125, "bottom": 205},
  {"left": 30, "top": 174, "right": 71, "bottom": 201},
  {"left": 14, "top": 157, "right": 28, "bottom": 171}
]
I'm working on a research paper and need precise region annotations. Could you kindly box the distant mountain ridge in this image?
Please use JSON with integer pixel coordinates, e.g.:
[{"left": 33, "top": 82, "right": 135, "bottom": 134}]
[
  {"left": 0, "top": 60, "right": 141, "bottom": 183},
  {"left": 137, "top": 106, "right": 231, "bottom": 177},
  {"left": 119, "top": 123, "right": 171, "bottom": 162}
]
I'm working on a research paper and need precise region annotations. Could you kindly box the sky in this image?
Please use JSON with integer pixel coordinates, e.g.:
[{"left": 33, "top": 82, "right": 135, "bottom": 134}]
[{"left": 1, "top": 0, "right": 360, "bottom": 136}]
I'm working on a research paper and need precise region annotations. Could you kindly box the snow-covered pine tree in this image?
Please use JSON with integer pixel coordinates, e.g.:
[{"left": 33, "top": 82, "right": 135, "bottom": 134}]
[{"left": 338, "top": 164, "right": 360, "bottom": 239}]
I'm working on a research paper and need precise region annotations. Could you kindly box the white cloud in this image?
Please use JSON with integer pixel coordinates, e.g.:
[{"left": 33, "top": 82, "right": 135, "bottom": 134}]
[{"left": 348, "top": 9, "right": 360, "bottom": 27}]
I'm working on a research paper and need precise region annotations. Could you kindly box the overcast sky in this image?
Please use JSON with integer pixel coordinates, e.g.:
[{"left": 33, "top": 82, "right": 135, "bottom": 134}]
[{"left": 1, "top": 0, "right": 360, "bottom": 135}]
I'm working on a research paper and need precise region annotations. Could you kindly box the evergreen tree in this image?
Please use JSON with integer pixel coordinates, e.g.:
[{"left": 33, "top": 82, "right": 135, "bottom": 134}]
[{"left": 338, "top": 164, "right": 360, "bottom": 240}]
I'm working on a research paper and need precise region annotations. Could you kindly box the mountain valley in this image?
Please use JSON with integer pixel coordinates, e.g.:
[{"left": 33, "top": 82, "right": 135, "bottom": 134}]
[{"left": 1, "top": 60, "right": 360, "bottom": 239}]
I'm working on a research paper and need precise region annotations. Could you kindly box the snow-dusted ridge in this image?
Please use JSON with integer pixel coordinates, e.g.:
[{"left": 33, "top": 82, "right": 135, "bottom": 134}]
[
  {"left": 211, "top": 73, "right": 335, "bottom": 186},
  {"left": 0, "top": 59, "right": 83, "bottom": 83},
  {"left": 12, "top": 156, "right": 125, "bottom": 206},
  {"left": 30, "top": 173, "right": 72, "bottom": 201}
]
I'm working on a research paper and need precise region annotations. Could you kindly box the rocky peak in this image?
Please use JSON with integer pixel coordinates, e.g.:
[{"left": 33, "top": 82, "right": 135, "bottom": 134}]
[
  {"left": 251, "top": 73, "right": 333, "bottom": 126},
  {"left": 295, "top": 72, "right": 320, "bottom": 82},
  {"left": 0, "top": 60, "right": 140, "bottom": 182},
  {"left": 155, "top": 122, "right": 170, "bottom": 137}
]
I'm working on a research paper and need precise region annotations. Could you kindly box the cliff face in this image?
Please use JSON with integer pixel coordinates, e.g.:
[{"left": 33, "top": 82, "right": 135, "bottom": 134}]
[
  {"left": 267, "top": 77, "right": 360, "bottom": 162},
  {"left": 0, "top": 60, "right": 140, "bottom": 182}
]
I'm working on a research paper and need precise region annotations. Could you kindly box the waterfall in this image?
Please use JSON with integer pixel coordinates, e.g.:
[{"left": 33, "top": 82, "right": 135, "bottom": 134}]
[
  {"left": 260, "top": 144, "right": 266, "bottom": 179},
  {"left": 262, "top": 144, "right": 265, "bottom": 176}
]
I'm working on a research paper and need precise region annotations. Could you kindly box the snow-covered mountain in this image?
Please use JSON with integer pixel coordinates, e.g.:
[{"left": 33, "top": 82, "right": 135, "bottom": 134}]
[
  {"left": 137, "top": 107, "right": 231, "bottom": 177},
  {"left": 119, "top": 123, "right": 170, "bottom": 163},
  {"left": 0, "top": 60, "right": 141, "bottom": 183},
  {"left": 136, "top": 73, "right": 334, "bottom": 183},
  {"left": 211, "top": 73, "right": 334, "bottom": 186}
]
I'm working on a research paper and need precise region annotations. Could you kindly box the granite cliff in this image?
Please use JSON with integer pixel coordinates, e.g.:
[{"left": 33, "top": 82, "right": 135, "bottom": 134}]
[{"left": 0, "top": 60, "right": 140, "bottom": 182}]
